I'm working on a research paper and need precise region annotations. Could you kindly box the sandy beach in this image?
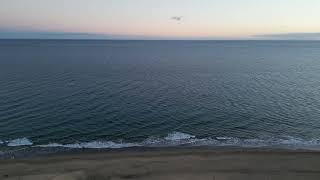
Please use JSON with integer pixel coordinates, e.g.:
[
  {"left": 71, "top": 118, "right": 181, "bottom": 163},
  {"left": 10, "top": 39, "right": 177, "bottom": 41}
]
[{"left": 1, "top": 148, "right": 320, "bottom": 180}]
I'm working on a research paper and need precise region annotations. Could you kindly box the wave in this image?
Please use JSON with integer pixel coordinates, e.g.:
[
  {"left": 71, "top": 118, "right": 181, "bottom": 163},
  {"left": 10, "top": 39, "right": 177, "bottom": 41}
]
[
  {"left": 5, "top": 138, "right": 33, "bottom": 147},
  {"left": 38, "top": 141, "right": 139, "bottom": 149},
  {"left": 164, "top": 132, "right": 196, "bottom": 141},
  {"left": 2, "top": 132, "right": 320, "bottom": 150}
]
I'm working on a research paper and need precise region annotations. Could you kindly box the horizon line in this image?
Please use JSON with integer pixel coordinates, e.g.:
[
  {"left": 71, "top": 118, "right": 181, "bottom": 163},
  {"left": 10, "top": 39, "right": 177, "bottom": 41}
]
[
  {"left": 1, "top": 31, "right": 320, "bottom": 41},
  {"left": 1, "top": 38, "right": 320, "bottom": 41}
]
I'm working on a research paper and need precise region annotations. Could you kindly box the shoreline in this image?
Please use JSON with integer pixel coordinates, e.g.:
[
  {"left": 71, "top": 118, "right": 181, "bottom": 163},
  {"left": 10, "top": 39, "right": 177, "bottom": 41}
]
[
  {"left": 2, "top": 132, "right": 320, "bottom": 160},
  {"left": 1, "top": 147, "right": 320, "bottom": 180},
  {"left": 1, "top": 145, "right": 319, "bottom": 160}
]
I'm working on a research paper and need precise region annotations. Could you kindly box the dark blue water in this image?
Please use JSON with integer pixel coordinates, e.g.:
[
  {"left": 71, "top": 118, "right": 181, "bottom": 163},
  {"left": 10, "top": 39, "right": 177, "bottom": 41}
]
[{"left": 1, "top": 40, "right": 320, "bottom": 153}]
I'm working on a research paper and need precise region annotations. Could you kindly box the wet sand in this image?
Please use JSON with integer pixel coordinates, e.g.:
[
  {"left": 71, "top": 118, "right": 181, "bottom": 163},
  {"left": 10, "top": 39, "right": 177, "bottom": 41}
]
[{"left": 1, "top": 148, "right": 320, "bottom": 180}]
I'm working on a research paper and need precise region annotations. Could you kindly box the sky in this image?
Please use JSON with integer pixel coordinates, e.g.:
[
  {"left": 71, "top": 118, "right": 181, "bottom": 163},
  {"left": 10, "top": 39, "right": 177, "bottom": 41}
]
[{"left": 0, "top": 0, "right": 320, "bottom": 39}]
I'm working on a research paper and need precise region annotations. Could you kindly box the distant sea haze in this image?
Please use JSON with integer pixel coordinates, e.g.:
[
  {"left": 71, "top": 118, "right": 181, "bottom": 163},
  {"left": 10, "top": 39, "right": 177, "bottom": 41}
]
[
  {"left": 1, "top": 30, "right": 320, "bottom": 40},
  {"left": 1, "top": 40, "right": 320, "bottom": 156},
  {"left": 256, "top": 32, "right": 320, "bottom": 40}
]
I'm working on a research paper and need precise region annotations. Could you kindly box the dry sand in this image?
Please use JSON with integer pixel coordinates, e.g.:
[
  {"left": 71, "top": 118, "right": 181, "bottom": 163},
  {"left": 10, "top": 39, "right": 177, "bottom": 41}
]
[{"left": 1, "top": 148, "right": 320, "bottom": 180}]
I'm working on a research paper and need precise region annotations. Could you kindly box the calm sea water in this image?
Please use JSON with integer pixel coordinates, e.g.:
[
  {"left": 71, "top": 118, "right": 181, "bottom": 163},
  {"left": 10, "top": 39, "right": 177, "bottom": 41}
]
[{"left": 1, "top": 40, "right": 320, "bottom": 154}]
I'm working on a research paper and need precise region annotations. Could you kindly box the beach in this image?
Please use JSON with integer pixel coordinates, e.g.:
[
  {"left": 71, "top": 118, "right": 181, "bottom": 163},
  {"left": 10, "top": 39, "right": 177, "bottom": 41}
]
[
  {"left": 2, "top": 0, "right": 320, "bottom": 179},
  {"left": 1, "top": 148, "right": 320, "bottom": 180}
]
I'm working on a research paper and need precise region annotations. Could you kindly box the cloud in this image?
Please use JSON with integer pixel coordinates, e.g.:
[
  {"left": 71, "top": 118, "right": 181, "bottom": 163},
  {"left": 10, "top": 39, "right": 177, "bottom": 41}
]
[
  {"left": 171, "top": 16, "right": 183, "bottom": 21},
  {"left": 255, "top": 33, "right": 320, "bottom": 40},
  {"left": 0, "top": 30, "right": 161, "bottom": 40},
  {"left": 0, "top": 30, "right": 200, "bottom": 40},
  {"left": 0, "top": 30, "right": 110, "bottom": 39}
]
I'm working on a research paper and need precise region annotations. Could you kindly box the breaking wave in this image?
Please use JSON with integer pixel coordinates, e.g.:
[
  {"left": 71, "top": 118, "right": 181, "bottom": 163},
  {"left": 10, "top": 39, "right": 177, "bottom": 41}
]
[
  {"left": 38, "top": 141, "right": 139, "bottom": 149},
  {"left": 2, "top": 132, "right": 320, "bottom": 150},
  {"left": 5, "top": 138, "right": 33, "bottom": 147}
]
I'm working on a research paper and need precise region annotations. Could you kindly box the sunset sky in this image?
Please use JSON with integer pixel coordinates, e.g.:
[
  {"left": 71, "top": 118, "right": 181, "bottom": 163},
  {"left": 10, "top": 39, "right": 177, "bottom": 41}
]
[{"left": 0, "top": 0, "right": 320, "bottom": 39}]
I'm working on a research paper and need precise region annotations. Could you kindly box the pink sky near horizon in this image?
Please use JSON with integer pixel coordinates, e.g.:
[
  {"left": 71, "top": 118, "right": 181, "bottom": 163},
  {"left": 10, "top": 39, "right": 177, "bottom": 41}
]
[{"left": 0, "top": 0, "right": 320, "bottom": 39}]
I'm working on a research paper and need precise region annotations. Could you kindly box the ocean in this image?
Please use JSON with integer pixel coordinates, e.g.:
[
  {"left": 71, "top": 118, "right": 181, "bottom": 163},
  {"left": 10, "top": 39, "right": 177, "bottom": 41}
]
[{"left": 1, "top": 40, "right": 320, "bottom": 157}]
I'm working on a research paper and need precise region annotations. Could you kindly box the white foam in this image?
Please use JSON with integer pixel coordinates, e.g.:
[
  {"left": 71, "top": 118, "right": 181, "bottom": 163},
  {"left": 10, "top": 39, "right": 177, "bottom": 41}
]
[
  {"left": 37, "top": 143, "right": 64, "bottom": 148},
  {"left": 144, "top": 132, "right": 198, "bottom": 147},
  {"left": 165, "top": 132, "right": 195, "bottom": 141},
  {"left": 8, "top": 133, "right": 320, "bottom": 151},
  {"left": 7, "top": 138, "right": 33, "bottom": 146},
  {"left": 217, "top": 137, "right": 241, "bottom": 145},
  {"left": 38, "top": 141, "right": 139, "bottom": 149},
  {"left": 0, "top": 140, "right": 4, "bottom": 145},
  {"left": 37, "top": 132, "right": 197, "bottom": 149}
]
